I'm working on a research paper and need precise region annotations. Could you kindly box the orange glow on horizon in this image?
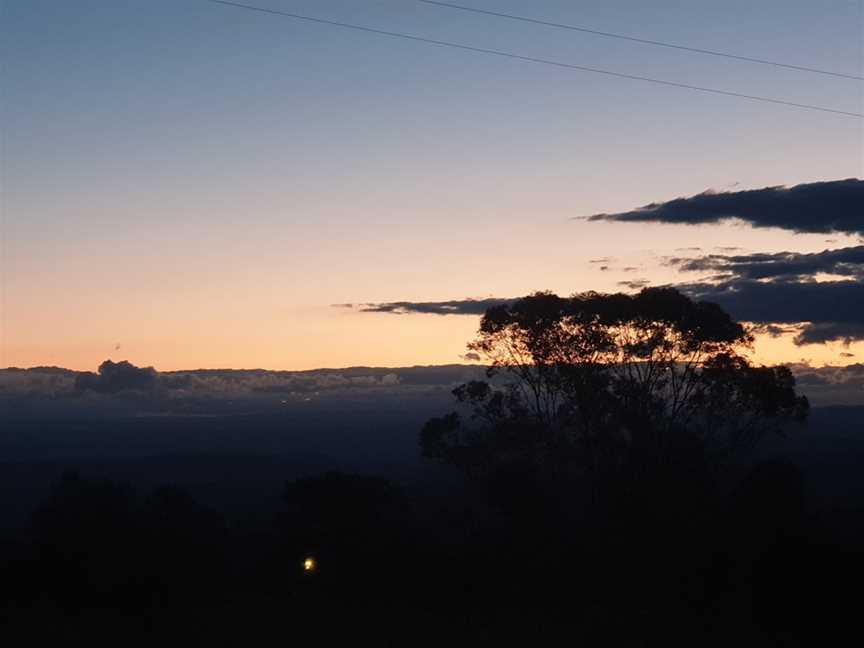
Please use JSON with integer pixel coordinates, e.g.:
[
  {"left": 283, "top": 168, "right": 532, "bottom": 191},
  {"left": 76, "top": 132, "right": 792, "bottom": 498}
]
[{"left": 3, "top": 314, "right": 860, "bottom": 373}]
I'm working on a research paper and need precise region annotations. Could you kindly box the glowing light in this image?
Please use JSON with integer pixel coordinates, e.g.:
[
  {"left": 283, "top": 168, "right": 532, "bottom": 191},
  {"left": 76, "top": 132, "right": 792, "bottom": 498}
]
[{"left": 303, "top": 557, "right": 316, "bottom": 572}]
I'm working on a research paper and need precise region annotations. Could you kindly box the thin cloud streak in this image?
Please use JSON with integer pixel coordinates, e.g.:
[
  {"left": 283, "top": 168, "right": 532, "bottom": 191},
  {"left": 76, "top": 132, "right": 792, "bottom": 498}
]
[{"left": 358, "top": 298, "right": 514, "bottom": 316}]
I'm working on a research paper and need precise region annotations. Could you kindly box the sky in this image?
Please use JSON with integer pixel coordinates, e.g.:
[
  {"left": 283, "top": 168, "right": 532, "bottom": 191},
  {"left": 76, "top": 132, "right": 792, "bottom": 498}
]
[{"left": 2, "top": 0, "right": 862, "bottom": 371}]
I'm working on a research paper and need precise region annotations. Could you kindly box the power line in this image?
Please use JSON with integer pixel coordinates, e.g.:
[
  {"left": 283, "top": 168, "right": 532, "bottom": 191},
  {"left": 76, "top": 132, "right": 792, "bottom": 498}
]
[
  {"left": 419, "top": 0, "right": 864, "bottom": 81},
  {"left": 206, "top": 0, "right": 863, "bottom": 118}
]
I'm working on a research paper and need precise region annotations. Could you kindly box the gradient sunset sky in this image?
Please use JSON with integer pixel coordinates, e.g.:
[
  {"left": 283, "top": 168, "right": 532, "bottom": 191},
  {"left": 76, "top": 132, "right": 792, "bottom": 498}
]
[{"left": 2, "top": 0, "right": 862, "bottom": 370}]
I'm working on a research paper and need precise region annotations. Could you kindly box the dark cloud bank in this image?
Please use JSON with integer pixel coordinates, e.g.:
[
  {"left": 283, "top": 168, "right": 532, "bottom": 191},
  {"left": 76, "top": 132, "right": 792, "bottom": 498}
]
[
  {"left": 358, "top": 281, "right": 864, "bottom": 346},
  {"left": 663, "top": 242, "right": 864, "bottom": 345},
  {"left": 668, "top": 246, "right": 864, "bottom": 281},
  {"left": 2, "top": 361, "right": 862, "bottom": 408},
  {"left": 587, "top": 178, "right": 864, "bottom": 236},
  {"left": 360, "top": 179, "right": 864, "bottom": 344},
  {"left": 679, "top": 279, "right": 864, "bottom": 345}
]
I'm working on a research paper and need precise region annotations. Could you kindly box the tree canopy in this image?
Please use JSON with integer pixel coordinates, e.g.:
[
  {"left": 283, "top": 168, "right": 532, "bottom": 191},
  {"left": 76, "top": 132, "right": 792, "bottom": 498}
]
[{"left": 421, "top": 287, "right": 808, "bottom": 510}]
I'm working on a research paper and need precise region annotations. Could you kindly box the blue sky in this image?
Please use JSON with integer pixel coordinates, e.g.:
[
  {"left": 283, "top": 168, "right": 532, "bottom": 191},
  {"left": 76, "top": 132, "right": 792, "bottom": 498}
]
[{"left": 2, "top": 0, "right": 862, "bottom": 369}]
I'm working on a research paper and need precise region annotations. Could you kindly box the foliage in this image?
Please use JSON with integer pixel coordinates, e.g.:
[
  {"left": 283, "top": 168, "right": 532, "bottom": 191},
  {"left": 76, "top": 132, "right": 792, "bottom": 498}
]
[{"left": 421, "top": 287, "right": 809, "bottom": 507}]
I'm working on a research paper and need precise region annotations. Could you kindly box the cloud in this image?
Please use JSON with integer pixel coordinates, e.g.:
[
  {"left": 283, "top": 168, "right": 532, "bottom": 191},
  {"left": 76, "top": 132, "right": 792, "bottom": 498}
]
[
  {"left": 359, "top": 232, "right": 864, "bottom": 347},
  {"left": 679, "top": 278, "right": 864, "bottom": 345},
  {"left": 618, "top": 279, "right": 651, "bottom": 290},
  {"left": 749, "top": 323, "right": 800, "bottom": 338},
  {"left": 75, "top": 360, "right": 157, "bottom": 394},
  {"left": 360, "top": 298, "right": 513, "bottom": 315},
  {"left": 787, "top": 362, "right": 864, "bottom": 406},
  {"left": 793, "top": 322, "right": 864, "bottom": 346},
  {"left": 669, "top": 245, "right": 864, "bottom": 280},
  {"left": 4, "top": 363, "right": 859, "bottom": 408},
  {"left": 664, "top": 243, "right": 864, "bottom": 346},
  {"left": 587, "top": 178, "right": 864, "bottom": 236},
  {"left": 360, "top": 277, "right": 864, "bottom": 346}
]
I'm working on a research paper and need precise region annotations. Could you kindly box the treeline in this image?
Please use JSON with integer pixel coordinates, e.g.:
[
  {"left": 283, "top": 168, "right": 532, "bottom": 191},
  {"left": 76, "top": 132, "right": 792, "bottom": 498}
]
[{"left": 0, "top": 461, "right": 862, "bottom": 646}]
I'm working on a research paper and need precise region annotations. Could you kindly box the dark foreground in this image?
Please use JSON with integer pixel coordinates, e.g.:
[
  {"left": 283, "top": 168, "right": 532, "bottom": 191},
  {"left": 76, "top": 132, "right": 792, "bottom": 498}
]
[{"left": 0, "top": 404, "right": 862, "bottom": 646}]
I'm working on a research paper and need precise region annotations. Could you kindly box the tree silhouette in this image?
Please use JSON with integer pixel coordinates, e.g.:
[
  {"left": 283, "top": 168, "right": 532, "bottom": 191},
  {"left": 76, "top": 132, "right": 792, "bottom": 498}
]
[
  {"left": 142, "top": 485, "right": 229, "bottom": 597},
  {"left": 31, "top": 471, "right": 143, "bottom": 600},
  {"left": 28, "top": 472, "right": 230, "bottom": 604},
  {"left": 275, "top": 472, "right": 411, "bottom": 596},
  {"left": 422, "top": 287, "right": 808, "bottom": 514}
]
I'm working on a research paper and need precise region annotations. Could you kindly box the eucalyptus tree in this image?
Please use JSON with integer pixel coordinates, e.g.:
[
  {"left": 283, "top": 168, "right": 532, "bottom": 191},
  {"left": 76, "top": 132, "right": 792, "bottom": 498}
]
[{"left": 421, "top": 288, "right": 808, "bottom": 509}]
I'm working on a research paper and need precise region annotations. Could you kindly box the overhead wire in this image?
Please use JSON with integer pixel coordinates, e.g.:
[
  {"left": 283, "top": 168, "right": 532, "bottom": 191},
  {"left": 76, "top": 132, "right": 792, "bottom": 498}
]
[
  {"left": 418, "top": 0, "right": 864, "bottom": 81},
  {"left": 206, "top": 1, "right": 863, "bottom": 118}
]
